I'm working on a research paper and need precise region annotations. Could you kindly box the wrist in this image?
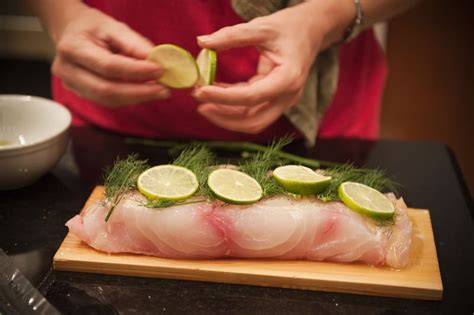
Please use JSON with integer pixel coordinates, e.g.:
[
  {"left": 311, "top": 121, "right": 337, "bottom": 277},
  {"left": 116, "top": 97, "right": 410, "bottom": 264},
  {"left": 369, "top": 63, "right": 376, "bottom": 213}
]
[
  {"left": 33, "top": 0, "right": 89, "bottom": 43},
  {"left": 304, "top": 0, "right": 358, "bottom": 50}
]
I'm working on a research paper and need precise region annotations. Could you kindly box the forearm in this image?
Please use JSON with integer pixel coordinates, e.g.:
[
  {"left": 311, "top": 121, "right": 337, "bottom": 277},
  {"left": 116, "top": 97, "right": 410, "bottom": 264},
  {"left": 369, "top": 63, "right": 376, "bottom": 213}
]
[
  {"left": 27, "top": 0, "right": 87, "bottom": 42},
  {"left": 305, "top": 0, "right": 420, "bottom": 49}
]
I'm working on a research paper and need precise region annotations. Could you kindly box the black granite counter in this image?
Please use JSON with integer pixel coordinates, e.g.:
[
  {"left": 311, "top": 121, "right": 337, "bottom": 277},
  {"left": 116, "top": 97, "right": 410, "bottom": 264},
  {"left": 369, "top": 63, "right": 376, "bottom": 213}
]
[{"left": 0, "top": 126, "right": 473, "bottom": 314}]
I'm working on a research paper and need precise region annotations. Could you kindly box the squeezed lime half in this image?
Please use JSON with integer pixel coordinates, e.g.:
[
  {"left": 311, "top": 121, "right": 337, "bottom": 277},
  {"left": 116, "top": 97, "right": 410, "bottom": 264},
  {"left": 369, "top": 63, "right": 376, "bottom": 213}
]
[
  {"left": 273, "top": 165, "right": 331, "bottom": 195},
  {"left": 196, "top": 48, "right": 217, "bottom": 85}
]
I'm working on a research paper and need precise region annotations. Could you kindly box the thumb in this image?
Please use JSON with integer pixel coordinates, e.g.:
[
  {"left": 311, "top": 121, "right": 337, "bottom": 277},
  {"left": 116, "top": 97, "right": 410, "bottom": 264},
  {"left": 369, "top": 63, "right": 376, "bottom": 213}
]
[{"left": 197, "top": 22, "right": 267, "bottom": 51}]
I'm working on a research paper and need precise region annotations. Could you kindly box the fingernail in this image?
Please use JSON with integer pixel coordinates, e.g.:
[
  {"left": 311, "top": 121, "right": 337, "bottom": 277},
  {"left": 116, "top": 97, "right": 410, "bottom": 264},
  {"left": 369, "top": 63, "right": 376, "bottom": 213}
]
[{"left": 197, "top": 35, "right": 211, "bottom": 44}]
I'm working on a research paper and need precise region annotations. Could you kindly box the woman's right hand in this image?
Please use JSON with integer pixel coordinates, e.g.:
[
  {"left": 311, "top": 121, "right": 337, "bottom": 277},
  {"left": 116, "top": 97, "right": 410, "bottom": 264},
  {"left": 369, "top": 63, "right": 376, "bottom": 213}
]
[{"left": 49, "top": 4, "right": 169, "bottom": 107}]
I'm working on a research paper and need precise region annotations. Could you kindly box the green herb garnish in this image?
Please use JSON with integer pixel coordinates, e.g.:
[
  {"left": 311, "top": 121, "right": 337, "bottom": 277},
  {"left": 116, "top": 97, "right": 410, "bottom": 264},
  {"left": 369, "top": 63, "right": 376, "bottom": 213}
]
[
  {"left": 173, "top": 145, "right": 215, "bottom": 197},
  {"left": 239, "top": 137, "right": 291, "bottom": 197},
  {"left": 146, "top": 145, "right": 215, "bottom": 208},
  {"left": 317, "top": 163, "right": 398, "bottom": 202},
  {"left": 103, "top": 154, "right": 149, "bottom": 221},
  {"left": 103, "top": 138, "right": 398, "bottom": 215},
  {"left": 125, "top": 137, "right": 339, "bottom": 168}
]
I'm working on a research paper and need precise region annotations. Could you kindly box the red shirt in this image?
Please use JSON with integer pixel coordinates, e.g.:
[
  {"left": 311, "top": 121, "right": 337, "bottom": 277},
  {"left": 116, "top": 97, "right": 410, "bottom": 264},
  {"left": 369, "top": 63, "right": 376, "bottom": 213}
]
[{"left": 53, "top": 0, "right": 387, "bottom": 141}]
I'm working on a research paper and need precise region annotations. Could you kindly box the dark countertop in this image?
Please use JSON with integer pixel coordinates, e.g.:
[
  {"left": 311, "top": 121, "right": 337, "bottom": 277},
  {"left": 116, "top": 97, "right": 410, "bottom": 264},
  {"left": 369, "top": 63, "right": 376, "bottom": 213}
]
[{"left": 0, "top": 126, "right": 473, "bottom": 314}]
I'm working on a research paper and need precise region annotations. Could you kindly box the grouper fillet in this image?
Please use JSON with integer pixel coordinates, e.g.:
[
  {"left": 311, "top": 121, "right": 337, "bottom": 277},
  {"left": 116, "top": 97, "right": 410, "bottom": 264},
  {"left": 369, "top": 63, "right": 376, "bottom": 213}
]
[{"left": 66, "top": 192, "right": 412, "bottom": 269}]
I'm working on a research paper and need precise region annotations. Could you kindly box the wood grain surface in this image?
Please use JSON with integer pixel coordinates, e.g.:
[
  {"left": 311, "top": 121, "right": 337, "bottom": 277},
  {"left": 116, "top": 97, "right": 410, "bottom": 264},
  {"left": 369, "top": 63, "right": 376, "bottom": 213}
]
[{"left": 54, "top": 186, "right": 443, "bottom": 300}]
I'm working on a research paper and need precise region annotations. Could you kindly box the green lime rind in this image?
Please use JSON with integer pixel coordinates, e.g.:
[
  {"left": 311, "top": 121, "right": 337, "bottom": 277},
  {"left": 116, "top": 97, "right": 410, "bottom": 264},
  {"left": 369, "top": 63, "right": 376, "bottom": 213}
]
[
  {"left": 147, "top": 44, "right": 199, "bottom": 89},
  {"left": 209, "top": 191, "right": 260, "bottom": 205},
  {"left": 206, "top": 49, "right": 217, "bottom": 84},
  {"left": 273, "top": 165, "right": 332, "bottom": 195},
  {"left": 338, "top": 182, "right": 395, "bottom": 220},
  {"left": 137, "top": 164, "right": 199, "bottom": 201},
  {"left": 208, "top": 169, "right": 263, "bottom": 205},
  {"left": 274, "top": 176, "right": 331, "bottom": 195},
  {"left": 196, "top": 48, "right": 217, "bottom": 85}
]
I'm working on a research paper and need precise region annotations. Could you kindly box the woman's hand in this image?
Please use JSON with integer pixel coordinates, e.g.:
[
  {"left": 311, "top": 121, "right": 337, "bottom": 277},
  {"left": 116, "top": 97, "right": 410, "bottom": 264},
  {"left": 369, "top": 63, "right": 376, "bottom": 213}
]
[
  {"left": 49, "top": 3, "right": 169, "bottom": 107},
  {"left": 193, "top": 1, "right": 353, "bottom": 134}
]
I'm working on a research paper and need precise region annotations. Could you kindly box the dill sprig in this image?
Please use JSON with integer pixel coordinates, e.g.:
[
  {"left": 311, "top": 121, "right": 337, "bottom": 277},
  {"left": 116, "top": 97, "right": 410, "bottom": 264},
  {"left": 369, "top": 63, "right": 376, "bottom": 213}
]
[
  {"left": 103, "top": 138, "right": 398, "bottom": 213},
  {"left": 317, "top": 163, "right": 399, "bottom": 202},
  {"left": 125, "top": 137, "right": 339, "bottom": 168},
  {"left": 145, "top": 198, "right": 207, "bottom": 209},
  {"left": 173, "top": 145, "right": 215, "bottom": 197},
  {"left": 103, "top": 154, "right": 149, "bottom": 221},
  {"left": 146, "top": 145, "right": 215, "bottom": 208},
  {"left": 239, "top": 136, "right": 292, "bottom": 197}
]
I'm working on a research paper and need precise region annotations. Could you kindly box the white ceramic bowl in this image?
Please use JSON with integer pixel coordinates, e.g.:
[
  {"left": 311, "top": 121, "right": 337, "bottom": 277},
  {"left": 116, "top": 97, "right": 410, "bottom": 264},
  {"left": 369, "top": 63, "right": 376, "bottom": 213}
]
[{"left": 0, "top": 95, "right": 71, "bottom": 190}]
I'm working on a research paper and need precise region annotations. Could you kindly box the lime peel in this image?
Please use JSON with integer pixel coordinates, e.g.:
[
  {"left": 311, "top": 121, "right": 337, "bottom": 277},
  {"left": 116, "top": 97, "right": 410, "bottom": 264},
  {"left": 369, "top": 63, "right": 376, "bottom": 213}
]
[
  {"left": 338, "top": 182, "right": 395, "bottom": 220},
  {"left": 196, "top": 48, "right": 217, "bottom": 85}
]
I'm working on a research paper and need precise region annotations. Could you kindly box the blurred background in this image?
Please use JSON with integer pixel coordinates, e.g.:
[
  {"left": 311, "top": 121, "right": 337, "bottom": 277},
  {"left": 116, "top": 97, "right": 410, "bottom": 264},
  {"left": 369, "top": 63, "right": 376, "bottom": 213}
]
[{"left": 1, "top": 0, "right": 472, "bottom": 197}]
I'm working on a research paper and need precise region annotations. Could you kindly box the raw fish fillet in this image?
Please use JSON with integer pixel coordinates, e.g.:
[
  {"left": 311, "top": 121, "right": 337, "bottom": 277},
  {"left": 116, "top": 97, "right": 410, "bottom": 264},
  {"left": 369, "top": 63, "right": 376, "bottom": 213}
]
[{"left": 66, "top": 192, "right": 412, "bottom": 268}]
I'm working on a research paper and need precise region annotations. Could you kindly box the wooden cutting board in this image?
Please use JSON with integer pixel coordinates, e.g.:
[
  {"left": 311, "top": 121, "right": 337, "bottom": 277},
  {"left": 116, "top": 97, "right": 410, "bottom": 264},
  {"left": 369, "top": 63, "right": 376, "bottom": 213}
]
[{"left": 54, "top": 186, "right": 443, "bottom": 300}]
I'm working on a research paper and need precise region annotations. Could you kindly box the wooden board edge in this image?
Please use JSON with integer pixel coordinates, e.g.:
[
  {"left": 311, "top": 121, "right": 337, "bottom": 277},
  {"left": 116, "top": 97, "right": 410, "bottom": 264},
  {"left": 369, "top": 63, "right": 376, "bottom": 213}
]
[
  {"left": 415, "top": 209, "right": 444, "bottom": 296},
  {"left": 53, "top": 257, "right": 442, "bottom": 300}
]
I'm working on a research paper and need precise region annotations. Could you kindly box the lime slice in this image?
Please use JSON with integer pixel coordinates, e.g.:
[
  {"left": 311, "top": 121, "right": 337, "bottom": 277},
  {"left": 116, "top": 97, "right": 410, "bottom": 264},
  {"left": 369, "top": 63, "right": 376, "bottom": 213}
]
[
  {"left": 147, "top": 44, "right": 199, "bottom": 89},
  {"left": 273, "top": 165, "right": 331, "bottom": 195},
  {"left": 196, "top": 48, "right": 216, "bottom": 85},
  {"left": 137, "top": 165, "right": 199, "bottom": 200},
  {"left": 338, "top": 182, "right": 395, "bottom": 220},
  {"left": 208, "top": 169, "right": 263, "bottom": 204}
]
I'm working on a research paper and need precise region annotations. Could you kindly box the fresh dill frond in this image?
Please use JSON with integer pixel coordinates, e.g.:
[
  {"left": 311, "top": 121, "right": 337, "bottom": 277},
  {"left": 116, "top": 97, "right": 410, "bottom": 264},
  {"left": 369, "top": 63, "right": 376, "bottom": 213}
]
[
  {"left": 317, "top": 163, "right": 399, "bottom": 202},
  {"left": 375, "top": 214, "right": 397, "bottom": 226},
  {"left": 172, "top": 145, "right": 215, "bottom": 199},
  {"left": 146, "top": 198, "right": 207, "bottom": 209},
  {"left": 103, "top": 154, "right": 149, "bottom": 221},
  {"left": 125, "top": 136, "right": 334, "bottom": 168},
  {"left": 240, "top": 136, "right": 292, "bottom": 197},
  {"left": 102, "top": 138, "right": 398, "bottom": 213},
  {"left": 145, "top": 199, "right": 179, "bottom": 209}
]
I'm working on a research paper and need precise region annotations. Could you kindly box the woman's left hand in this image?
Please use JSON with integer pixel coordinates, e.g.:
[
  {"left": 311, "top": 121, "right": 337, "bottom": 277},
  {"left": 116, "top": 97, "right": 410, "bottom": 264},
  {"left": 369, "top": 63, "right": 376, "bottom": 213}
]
[{"left": 193, "top": 1, "right": 353, "bottom": 134}]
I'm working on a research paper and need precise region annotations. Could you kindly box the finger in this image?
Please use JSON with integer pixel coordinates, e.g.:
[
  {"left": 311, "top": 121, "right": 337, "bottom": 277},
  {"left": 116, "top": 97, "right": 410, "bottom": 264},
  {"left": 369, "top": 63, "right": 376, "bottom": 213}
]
[
  {"left": 192, "top": 80, "right": 250, "bottom": 96},
  {"left": 257, "top": 54, "right": 275, "bottom": 75},
  {"left": 198, "top": 103, "right": 250, "bottom": 117},
  {"left": 197, "top": 98, "right": 289, "bottom": 134},
  {"left": 53, "top": 57, "right": 170, "bottom": 107},
  {"left": 194, "top": 66, "right": 292, "bottom": 106},
  {"left": 198, "top": 102, "right": 275, "bottom": 134},
  {"left": 105, "top": 21, "right": 155, "bottom": 59},
  {"left": 197, "top": 21, "right": 273, "bottom": 51},
  {"left": 58, "top": 37, "right": 162, "bottom": 82}
]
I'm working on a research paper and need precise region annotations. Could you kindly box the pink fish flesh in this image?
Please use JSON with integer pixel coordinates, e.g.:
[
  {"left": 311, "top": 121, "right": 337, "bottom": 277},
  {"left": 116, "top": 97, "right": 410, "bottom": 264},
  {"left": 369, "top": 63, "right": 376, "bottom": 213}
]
[{"left": 66, "top": 192, "right": 412, "bottom": 268}]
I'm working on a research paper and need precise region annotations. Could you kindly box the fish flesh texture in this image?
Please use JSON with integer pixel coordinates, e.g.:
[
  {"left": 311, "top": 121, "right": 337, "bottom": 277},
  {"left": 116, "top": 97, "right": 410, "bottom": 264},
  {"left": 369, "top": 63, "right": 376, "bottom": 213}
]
[{"left": 66, "top": 192, "right": 412, "bottom": 268}]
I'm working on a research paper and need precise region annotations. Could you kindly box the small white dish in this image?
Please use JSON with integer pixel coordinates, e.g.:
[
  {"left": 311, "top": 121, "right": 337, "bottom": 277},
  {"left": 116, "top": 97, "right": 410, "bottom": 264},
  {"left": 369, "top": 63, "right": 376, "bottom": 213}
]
[{"left": 0, "top": 95, "right": 71, "bottom": 190}]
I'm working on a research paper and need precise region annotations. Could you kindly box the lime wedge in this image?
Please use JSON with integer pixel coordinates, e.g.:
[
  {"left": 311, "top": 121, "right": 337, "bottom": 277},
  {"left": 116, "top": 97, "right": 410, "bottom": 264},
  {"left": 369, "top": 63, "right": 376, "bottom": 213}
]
[
  {"left": 137, "top": 165, "right": 198, "bottom": 200},
  {"left": 196, "top": 48, "right": 216, "bottom": 85},
  {"left": 208, "top": 169, "right": 262, "bottom": 204},
  {"left": 273, "top": 165, "right": 331, "bottom": 195},
  {"left": 338, "top": 182, "right": 395, "bottom": 220},
  {"left": 147, "top": 44, "right": 199, "bottom": 89}
]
